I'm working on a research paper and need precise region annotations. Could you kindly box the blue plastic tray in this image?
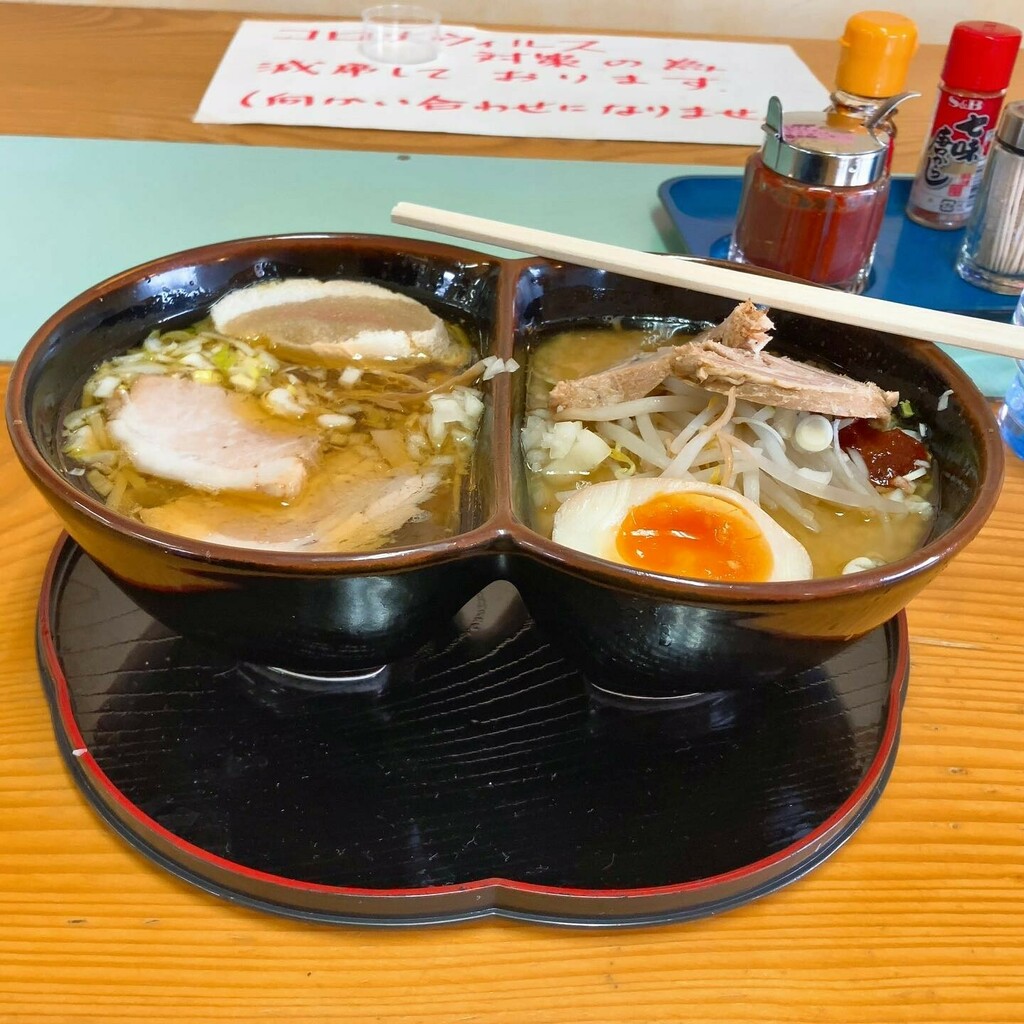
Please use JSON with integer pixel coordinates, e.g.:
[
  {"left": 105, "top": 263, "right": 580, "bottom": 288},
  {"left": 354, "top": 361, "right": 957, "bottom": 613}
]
[{"left": 658, "top": 174, "right": 1019, "bottom": 319}]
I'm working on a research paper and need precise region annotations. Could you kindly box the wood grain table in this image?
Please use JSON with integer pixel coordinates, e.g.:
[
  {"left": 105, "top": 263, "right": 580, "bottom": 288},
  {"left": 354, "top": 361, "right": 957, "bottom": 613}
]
[{"left": 1, "top": 5, "right": 1022, "bottom": 1022}]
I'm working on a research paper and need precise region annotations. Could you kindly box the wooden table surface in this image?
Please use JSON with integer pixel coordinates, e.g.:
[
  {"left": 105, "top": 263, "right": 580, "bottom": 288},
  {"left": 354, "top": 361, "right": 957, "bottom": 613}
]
[{"left": 1, "top": 5, "right": 1022, "bottom": 1022}]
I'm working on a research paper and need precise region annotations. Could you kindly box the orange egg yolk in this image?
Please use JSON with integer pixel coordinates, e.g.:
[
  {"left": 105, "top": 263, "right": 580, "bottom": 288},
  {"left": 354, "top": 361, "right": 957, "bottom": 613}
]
[{"left": 614, "top": 492, "right": 774, "bottom": 582}]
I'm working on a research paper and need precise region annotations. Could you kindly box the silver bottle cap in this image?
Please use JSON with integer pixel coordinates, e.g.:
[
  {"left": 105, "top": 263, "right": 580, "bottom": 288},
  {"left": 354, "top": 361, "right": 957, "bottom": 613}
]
[
  {"left": 760, "top": 95, "right": 888, "bottom": 187},
  {"left": 996, "top": 100, "right": 1024, "bottom": 153}
]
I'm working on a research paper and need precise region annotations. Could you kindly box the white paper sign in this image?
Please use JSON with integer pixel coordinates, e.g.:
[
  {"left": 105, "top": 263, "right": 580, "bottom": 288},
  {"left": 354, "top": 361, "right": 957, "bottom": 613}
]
[{"left": 195, "top": 21, "right": 829, "bottom": 145}]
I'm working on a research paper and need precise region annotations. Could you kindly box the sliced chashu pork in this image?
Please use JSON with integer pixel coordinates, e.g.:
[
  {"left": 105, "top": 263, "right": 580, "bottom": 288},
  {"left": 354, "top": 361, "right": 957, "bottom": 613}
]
[
  {"left": 691, "top": 298, "right": 774, "bottom": 352},
  {"left": 549, "top": 300, "right": 898, "bottom": 421},
  {"left": 106, "top": 375, "right": 319, "bottom": 500},
  {"left": 548, "top": 349, "right": 676, "bottom": 413},
  {"left": 548, "top": 300, "right": 773, "bottom": 413},
  {"left": 671, "top": 342, "right": 898, "bottom": 420},
  {"left": 210, "top": 278, "right": 459, "bottom": 364},
  {"left": 140, "top": 449, "right": 441, "bottom": 553}
]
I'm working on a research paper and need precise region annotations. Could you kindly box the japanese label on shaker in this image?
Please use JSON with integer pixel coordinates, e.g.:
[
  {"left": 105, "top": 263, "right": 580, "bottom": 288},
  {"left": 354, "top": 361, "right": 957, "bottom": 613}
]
[{"left": 908, "top": 90, "right": 1001, "bottom": 215}]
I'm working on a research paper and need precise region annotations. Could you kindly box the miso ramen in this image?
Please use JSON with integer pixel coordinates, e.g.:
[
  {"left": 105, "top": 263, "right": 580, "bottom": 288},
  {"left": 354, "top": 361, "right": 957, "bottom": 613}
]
[{"left": 523, "top": 308, "right": 936, "bottom": 582}]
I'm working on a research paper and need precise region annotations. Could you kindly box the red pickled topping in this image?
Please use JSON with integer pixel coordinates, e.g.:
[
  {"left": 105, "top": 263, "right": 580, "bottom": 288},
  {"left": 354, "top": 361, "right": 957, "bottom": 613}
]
[{"left": 838, "top": 419, "right": 929, "bottom": 486}]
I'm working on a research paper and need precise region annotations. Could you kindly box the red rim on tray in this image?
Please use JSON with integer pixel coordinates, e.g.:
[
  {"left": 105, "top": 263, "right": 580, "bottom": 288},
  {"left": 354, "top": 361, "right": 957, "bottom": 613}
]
[{"left": 37, "top": 535, "right": 909, "bottom": 927}]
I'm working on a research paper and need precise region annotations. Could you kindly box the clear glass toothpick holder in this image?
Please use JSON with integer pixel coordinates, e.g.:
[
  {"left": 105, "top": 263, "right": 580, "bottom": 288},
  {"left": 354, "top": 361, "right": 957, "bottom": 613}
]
[{"left": 956, "top": 100, "right": 1024, "bottom": 294}]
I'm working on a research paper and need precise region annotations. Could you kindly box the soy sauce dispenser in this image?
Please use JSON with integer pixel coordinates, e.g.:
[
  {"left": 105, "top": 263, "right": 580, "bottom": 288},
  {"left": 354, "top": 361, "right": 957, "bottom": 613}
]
[{"left": 728, "top": 95, "right": 892, "bottom": 293}]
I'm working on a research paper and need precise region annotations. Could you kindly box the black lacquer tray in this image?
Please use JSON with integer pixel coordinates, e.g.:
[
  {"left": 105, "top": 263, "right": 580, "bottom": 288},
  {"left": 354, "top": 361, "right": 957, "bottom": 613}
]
[{"left": 38, "top": 536, "right": 909, "bottom": 927}]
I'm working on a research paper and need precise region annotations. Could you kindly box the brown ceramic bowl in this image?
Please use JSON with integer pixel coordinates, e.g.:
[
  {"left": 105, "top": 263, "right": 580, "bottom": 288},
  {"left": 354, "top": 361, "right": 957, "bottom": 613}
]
[
  {"left": 8, "top": 235, "right": 506, "bottom": 674},
  {"left": 506, "top": 260, "right": 1005, "bottom": 696},
  {"left": 6, "top": 235, "right": 1005, "bottom": 695}
]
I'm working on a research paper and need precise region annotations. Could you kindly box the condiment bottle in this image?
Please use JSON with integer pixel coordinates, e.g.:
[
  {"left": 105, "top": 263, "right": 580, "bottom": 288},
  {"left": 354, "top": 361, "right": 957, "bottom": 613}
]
[
  {"left": 905, "top": 20, "right": 1022, "bottom": 230},
  {"left": 996, "top": 289, "right": 1024, "bottom": 459},
  {"left": 828, "top": 10, "right": 919, "bottom": 165},
  {"left": 955, "top": 100, "right": 1024, "bottom": 293},
  {"left": 728, "top": 96, "right": 890, "bottom": 293}
]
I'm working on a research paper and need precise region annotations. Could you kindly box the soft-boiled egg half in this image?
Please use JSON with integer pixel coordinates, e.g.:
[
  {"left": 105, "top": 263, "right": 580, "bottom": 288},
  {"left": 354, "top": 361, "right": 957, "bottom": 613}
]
[{"left": 551, "top": 479, "right": 813, "bottom": 583}]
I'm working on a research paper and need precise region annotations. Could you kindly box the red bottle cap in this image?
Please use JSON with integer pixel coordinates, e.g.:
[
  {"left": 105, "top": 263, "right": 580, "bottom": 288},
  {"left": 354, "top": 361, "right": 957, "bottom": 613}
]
[{"left": 941, "top": 21, "right": 1021, "bottom": 92}]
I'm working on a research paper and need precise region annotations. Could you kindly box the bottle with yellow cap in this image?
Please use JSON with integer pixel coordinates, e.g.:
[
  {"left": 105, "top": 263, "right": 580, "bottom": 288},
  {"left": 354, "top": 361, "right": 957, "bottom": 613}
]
[{"left": 827, "top": 11, "right": 919, "bottom": 163}]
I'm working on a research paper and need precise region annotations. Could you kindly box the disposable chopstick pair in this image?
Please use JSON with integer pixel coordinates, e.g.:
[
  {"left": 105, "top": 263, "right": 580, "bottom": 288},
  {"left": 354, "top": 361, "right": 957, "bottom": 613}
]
[{"left": 391, "top": 202, "right": 1024, "bottom": 360}]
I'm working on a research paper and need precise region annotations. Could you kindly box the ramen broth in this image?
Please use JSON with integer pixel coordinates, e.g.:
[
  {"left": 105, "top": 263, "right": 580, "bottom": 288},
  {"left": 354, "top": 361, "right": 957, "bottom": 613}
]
[
  {"left": 62, "top": 311, "right": 484, "bottom": 553},
  {"left": 525, "top": 325, "right": 936, "bottom": 579}
]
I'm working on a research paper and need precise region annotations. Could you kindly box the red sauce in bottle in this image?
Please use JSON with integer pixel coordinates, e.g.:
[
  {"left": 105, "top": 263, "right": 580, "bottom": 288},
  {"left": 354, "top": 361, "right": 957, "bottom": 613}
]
[
  {"left": 728, "top": 98, "right": 891, "bottom": 294},
  {"left": 838, "top": 419, "right": 928, "bottom": 485},
  {"left": 732, "top": 156, "right": 890, "bottom": 288}
]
